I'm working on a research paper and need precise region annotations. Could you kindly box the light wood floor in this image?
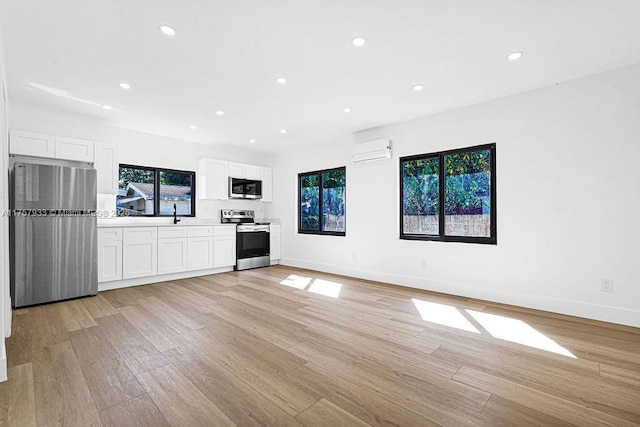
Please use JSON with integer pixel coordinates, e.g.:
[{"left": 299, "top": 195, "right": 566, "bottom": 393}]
[{"left": 2, "top": 265, "right": 640, "bottom": 426}]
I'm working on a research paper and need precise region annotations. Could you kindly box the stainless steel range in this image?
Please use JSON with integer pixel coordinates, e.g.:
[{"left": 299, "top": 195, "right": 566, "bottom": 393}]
[{"left": 221, "top": 209, "right": 270, "bottom": 271}]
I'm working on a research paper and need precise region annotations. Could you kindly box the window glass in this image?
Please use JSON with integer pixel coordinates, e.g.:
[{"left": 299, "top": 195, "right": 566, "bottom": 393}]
[
  {"left": 300, "top": 173, "right": 320, "bottom": 231},
  {"left": 159, "top": 171, "right": 193, "bottom": 215},
  {"left": 444, "top": 148, "right": 492, "bottom": 238},
  {"left": 322, "top": 168, "right": 346, "bottom": 232},
  {"left": 299, "top": 167, "right": 346, "bottom": 235},
  {"left": 117, "top": 166, "right": 155, "bottom": 216},
  {"left": 400, "top": 144, "right": 495, "bottom": 244},
  {"left": 117, "top": 165, "right": 195, "bottom": 217},
  {"left": 402, "top": 157, "right": 439, "bottom": 235}
]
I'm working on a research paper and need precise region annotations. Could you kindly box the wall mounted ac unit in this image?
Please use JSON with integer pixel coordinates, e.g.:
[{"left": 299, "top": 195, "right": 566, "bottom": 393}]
[{"left": 350, "top": 139, "right": 392, "bottom": 163}]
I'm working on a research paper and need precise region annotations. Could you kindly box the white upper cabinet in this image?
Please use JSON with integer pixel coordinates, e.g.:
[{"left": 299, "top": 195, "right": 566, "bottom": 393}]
[
  {"left": 228, "top": 162, "right": 262, "bottom": 180},
  {"left": 9, "top": 130, "right": 55, "bottom": 157},
  {"left": 55, "top": 136, "right": 94, "bottom": 162},
  {"left": 261, "top": 166, "right": 273, "bottom": 202},
  {"left": 198, "top": 158, "right": 229, "bottom": 200},
  {"left": 94, "top": 142, "right": 119, "bottom": 194},
  {"left": 245, "top": 164, "right": 262, "bottom": 180},
  {"left": 228, "top": 162, "right": 245, "bottom": 179},
  {"left": 200, "top": 158, "right": 272, "bottom": 201},
  {"left": 10, "top": 130, "right": 95, "bottom": 163}
]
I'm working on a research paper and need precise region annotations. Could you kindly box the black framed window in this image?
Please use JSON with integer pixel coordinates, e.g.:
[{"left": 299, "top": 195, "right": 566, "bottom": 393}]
[
  {"left": 117, "top": 164, "right": 195, "bottom": 217},
  {"left": 400, "top": 143, "right": 496, "bottom": 244},
  {"left": 299, "top": 167, "right": 346, "bottom": 236}
]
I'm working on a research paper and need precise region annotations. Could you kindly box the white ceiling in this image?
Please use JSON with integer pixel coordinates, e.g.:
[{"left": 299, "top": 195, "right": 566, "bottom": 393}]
[{"left": 2, "top": 0, "right": 640, "bottom": 153}]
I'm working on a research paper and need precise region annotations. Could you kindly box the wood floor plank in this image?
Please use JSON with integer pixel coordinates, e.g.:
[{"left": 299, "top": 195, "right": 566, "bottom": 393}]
[
  {"left": 183, "top": 328, "right": 320, "bottom": 416},
  {"left": 195, "top": 313, "right": 308, "bottom": 372},
  {"left": 148, "top": 283, "right": 215, "bottom": 318},
  {"left": 70, "top": 326, "right": 145, "bottom": 411},
  {"left": 286, "top": 363, "right": 439, "bottom": 427},
  {"left": 58, "top": 298, "right": 98, "bottom": 331},
  {"left": 164, "top": 344, "right": 304, "bottom": 427},
  {"left": 100, "top": 286, "right": 151, "bottom": 309},
  {"left": 0, "top": 363, "right": 37, "bottom": 427},
  {"left": 295, "top": 398, "right": 370, "bottom": 427},
  {"left": 6, "top": 265, "right": 640, "bottom": 426},
  {"left": 600, "top": 363, "right": 640, "bottom": 388},
  {"left": 96, "top": 314, "right": 169, "bottom": 376},
  {"left": 118, "top": 305, "right": 188, "bottom": 352},
  {"left": 481, "top": 395, "right": 572, "bottom": 427},
  {"left": 99, "top": 394, "right": 169, "bottom": 427},
  {"left": 200, "top": 296, "right": 305, "bottom": 348},
  {"left": 453, "top": 365, "right": 639, "bottom": 427},
  {"left": 81, "top": 294, "right": 118, "bottom": 319},
  {"left": 28, "top": 304, "right": 70, "bottom": 351},
  {"left": 137, "top": 364, "right": 236, "bottom": 427},
  {"left": 5, "top": 310, "right": 32, "bottom": 368},
  {"left": 433, "top": 344, "right": 640, "bottom": 423},
  {"left": 32, "top": 342, "right": 102, "bottom": 426},
  {"left": 288, "top": 334, "right": 492, "bottom": 422},
  {"left": 181, "top": 276, "right": 232, "bottom": 294},
  {"left": 136, "top": 296, "right": 203, "bottom": 334}
]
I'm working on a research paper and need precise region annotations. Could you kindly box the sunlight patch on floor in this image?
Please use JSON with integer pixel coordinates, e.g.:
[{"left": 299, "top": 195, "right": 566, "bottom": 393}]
[
  {"left": 466, "top": 310, "right": 577, "bottom": 358},
  {"left": 411, "top": 298, "right": 480, "bottom": 333},
  {"left": 308, "top": 279, "right": 343, "bottom": 298},
  {"left": 280, "top": 275, "right": 313, "bottom": 289},
  {"left": 279, "top": 275, "right": 343, "bottom": 298}
]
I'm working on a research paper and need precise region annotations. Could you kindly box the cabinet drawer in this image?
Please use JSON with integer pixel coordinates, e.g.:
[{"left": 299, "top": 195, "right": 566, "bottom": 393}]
[
  {"left": 98, "top": 227, "right": 123, "bottom": 241},
  {"left": 188, "top": 226, "right": 213, "bottom": 237},
  {"left": 124, "top": 227, "right": 158, "bottom": 241},
  {"left": 158, "top": 226, "right": 188, "bottom": 239},
  {"left": 213, "top": 225, "right": 236, "bottom": 236}
]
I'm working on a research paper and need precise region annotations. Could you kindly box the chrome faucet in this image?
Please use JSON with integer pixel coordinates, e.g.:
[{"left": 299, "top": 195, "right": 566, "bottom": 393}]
[{"left": 173, "top": 203, "right": 181, "bottom": 224}]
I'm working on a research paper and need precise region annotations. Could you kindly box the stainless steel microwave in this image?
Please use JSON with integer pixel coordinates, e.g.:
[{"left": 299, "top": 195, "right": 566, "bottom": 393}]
[{"left": 229, "top": 177, "right": 262, "bottom": 199}]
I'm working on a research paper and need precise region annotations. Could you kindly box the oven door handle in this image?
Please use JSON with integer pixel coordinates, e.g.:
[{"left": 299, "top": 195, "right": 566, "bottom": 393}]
[{"left": 237, "top": 228, "right": 270, "bottom": 233}]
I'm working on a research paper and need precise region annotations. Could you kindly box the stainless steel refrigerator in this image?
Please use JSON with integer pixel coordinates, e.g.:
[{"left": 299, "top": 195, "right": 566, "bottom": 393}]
[{"left": 10, "top": 159, "right": 98, "bottom": 307}]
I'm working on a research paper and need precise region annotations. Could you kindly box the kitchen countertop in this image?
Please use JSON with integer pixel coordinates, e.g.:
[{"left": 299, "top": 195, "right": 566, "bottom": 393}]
[{"left": 97, "top": 217, "right": 280, "bottom": 228}]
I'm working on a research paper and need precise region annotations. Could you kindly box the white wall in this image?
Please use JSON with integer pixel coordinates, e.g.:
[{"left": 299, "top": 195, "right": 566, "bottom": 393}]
[
  {"left": 0, "top": 17, "right": 9, "bottom": 382},
  {"left": 268, "top": 63, "right": 640, "bottom": 328},
  {"left": 9, "top": 105, "right": 273, "bottom": 219}
]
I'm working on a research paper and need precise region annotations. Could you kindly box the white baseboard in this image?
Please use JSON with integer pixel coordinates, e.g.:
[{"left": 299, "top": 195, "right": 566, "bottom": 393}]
[
  {"left": 281, "top": 257, "right": 640, "bottom": 328},
  {"left": 98, "top": 266, "right": 234, "bottom": 292},
  {"left": 0, "top": 343, "right": 6, "bottom": 383}
]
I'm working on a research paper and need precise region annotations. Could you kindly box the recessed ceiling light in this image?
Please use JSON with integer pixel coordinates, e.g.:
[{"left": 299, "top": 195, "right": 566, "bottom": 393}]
[
  {"left": 249, "top": 139, "right": 256, "bottom": 143},
  {"left": 413, "top": 84, "right": 425, "bottom": 92},
  {"left": 101, "top": 104, "right": 112, "bottom": 110},
  {"left": 189, "top": 125, "right": 197, "bottom": 130},
  {"left": 276, "top": 77, "right": 287, "bottom": 85},
  {"left": 343, "top": 107, "right": 352, "bottom": 113},
  {"left": 119, "top": 82, "right": 131, "bottom": 90},
  {"left": 159, "top": 25, "right": 176, "bottom": 36},
  {"left": 215, "top": 110, "right": 224, "bottom": 116},
  {"left": 507, "top": 51, "right": 523, "bottom": 61},
  {"left": 351, "top": 36, "right": 366, "bottom": 47},
  {"left": 280, "top": 129, "right": 287, "bottom": 134}
]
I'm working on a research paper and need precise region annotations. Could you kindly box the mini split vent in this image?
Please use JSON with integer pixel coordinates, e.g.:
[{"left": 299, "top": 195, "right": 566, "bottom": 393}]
[{"left": 350, "top": 139, "right": 392, "bottom": 163}]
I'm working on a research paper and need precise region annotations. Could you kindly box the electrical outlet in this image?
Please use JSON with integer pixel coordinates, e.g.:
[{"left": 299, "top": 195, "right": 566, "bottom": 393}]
[{"left": 601, "top": 278, "right": 613, "bottom": 293}]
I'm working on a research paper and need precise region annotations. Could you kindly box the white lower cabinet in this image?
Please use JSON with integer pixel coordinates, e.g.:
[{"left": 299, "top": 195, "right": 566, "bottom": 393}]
[
  {"left": 270, "top": 224, "right": 281, "bottom": 262},
  {"left": 98, "top": 228, "right": 123, "bottom": 282},
  {"left": 188, "top": 237, "right": 214, "bottom": 270},
  {"left": 99, "top": 224, "right": 238, "bottom": 283},
  {"left": 123, "top": 227, "right": 158, "bottom": 279},
  {"left": 187, "top": 226, "right": 214, "bottom": 271},
  {"left": 158, "top": 237, "right": 188, "bottom": 274},
  {"left": 213, "top": 225, "right": 236, "bottom": 268}
]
